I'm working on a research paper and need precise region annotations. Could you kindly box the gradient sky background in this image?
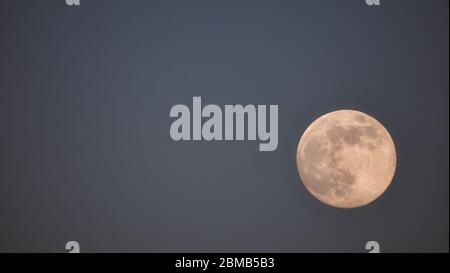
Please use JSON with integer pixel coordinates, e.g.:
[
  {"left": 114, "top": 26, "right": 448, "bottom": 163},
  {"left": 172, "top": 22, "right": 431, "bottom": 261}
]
[{"left": 0, "top": 0, "right": 448, "bottom": 252}]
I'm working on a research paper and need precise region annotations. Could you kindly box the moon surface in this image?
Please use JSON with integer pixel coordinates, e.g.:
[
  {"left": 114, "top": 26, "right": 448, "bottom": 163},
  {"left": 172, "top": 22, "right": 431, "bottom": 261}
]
[{"left": 296, "top": 110, "right": 396, "bottom": 208}]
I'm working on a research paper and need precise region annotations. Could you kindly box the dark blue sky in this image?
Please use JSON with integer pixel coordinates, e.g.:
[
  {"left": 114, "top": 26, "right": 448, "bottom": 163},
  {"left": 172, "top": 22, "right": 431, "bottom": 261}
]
[{"left": 0, "top": 0, "right": 448, "bottom": 252}]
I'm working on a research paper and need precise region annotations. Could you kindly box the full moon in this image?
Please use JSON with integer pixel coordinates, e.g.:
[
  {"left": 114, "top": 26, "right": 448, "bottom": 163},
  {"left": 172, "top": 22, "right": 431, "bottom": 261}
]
[{"left": 296, "top": 110, "right": 396, "bottom": 208}]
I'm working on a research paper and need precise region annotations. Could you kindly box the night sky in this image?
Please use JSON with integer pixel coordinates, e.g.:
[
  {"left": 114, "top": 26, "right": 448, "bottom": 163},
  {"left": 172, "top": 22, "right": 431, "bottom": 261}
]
[{"left": 0, "top": 0, "right": 448, "bottom": 252}]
